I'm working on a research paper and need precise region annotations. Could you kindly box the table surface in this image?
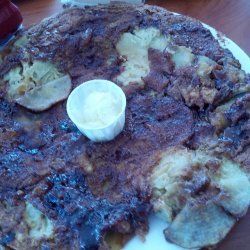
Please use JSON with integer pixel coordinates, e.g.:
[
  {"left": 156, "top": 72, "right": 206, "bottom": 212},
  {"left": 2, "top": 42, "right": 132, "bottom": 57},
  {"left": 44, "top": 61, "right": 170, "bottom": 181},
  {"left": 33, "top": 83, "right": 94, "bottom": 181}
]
[{"left": 15, "top": 1, "right": 250, "bottom": 250}]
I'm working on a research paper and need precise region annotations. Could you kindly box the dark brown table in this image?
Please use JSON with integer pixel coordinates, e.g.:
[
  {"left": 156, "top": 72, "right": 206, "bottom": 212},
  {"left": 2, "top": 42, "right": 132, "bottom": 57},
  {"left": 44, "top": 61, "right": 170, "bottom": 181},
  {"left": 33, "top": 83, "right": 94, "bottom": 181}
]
[{"left": 15, "top": 1, "right": 250, "bottom": 249}]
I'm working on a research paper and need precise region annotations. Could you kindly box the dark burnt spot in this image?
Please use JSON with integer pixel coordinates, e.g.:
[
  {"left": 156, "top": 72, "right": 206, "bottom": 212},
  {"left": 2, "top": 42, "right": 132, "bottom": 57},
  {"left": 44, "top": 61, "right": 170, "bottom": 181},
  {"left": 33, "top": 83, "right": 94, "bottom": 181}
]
[
  {"left": 31, "top": 171, "right": 151, "bottom": 250},
  {"left": 0, "top": 99, "right": 17, "bottom": 127},
  {"left": 0, "top": 231, "right": 15, "bottom": 246},
  {"left": 218, "top": 94, "right": 250, "bottom": 157},
  {"left": 59, "top": 120, "right": 78, "bottom": 132},
  {"left": 220, "top": 119, "right": 249, "bottom": 152}
]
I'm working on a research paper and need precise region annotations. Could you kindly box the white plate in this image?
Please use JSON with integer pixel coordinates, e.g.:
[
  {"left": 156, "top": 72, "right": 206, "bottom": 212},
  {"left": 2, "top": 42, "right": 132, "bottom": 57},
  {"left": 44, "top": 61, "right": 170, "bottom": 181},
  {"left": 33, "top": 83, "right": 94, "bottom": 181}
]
[
  {"left": 123, "top": 16, "right": 250, "bottom": 250},
  {"left": 1, "top": 9, "right": 249, "bottom": 250}
]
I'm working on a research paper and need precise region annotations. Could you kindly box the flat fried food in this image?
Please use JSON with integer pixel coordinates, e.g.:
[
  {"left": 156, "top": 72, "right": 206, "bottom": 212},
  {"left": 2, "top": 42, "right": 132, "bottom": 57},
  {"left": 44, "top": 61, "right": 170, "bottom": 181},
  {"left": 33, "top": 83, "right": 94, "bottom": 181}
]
[{"left": 0, "top": 2, "right": 249, "bottom": 249}]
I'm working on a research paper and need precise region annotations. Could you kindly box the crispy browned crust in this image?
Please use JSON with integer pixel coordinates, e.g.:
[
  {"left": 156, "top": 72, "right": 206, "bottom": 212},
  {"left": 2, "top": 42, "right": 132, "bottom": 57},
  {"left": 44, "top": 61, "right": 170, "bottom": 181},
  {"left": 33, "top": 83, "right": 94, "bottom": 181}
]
[{"left": 0, "top": 2, "right": 249, "bottom": 250}]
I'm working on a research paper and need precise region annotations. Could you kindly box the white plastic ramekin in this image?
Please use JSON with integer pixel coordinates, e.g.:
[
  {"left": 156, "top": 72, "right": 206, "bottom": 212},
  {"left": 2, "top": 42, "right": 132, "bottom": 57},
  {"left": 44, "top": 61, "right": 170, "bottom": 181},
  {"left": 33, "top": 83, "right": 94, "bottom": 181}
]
[
  {"left": 62, "top": 0, "right": 109, "bottom": 7},
  {"left": 66, "top": 79, "right": 126, "bottom": 142}
]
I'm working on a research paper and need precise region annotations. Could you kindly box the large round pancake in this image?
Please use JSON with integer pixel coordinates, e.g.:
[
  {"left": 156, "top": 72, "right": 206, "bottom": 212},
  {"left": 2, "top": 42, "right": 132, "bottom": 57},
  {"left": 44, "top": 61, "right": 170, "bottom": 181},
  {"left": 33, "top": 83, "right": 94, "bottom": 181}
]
[{"left": 0, "top": 2, "right": 249, "bottom": 250}]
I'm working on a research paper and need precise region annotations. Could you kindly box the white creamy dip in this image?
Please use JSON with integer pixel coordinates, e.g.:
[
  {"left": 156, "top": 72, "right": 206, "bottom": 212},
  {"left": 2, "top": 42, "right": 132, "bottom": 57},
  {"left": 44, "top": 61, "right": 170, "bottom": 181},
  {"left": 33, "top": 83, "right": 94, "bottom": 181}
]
[{"left": 81, "top": 91, "right": 121, "bottom": 128}]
